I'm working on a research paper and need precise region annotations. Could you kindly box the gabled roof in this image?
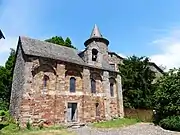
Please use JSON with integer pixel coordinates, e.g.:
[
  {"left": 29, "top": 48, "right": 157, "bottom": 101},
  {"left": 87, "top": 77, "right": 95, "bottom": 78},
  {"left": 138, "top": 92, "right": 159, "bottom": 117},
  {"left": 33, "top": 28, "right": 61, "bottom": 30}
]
[
  {"left": 18, "top": 36, "right": 116, "bottom": 72},
  {"left": 149, "top": 62, "right": 164, "bottom": 74},
  {"left": 19, "top": 36, "right": 85, "bottom": 65},
  {"left": 108, "top": 52, "right": 124, "bottom": 60}
]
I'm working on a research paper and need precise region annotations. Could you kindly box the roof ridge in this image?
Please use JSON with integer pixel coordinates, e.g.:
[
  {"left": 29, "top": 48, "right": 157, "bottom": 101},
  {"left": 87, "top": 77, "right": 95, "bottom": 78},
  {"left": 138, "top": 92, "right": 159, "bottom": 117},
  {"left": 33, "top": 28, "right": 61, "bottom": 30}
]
[{"left": 19, "top": 36, "right": 78, "bottom": 51}]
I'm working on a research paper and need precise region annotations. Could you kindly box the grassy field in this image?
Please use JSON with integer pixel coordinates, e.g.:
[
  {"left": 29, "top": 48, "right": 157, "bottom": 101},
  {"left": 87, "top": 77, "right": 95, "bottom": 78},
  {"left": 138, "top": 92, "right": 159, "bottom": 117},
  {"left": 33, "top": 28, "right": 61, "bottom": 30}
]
[
  {"left": 93, "top": 118, "right": 140, "bottom": 128},
  {"left": 0, "top": 124, "right": 75, "bottom": 135}
]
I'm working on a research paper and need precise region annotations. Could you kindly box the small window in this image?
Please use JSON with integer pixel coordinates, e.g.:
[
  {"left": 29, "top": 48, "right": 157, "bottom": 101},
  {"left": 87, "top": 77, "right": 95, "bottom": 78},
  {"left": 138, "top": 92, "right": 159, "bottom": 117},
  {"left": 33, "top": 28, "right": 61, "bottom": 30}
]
[
  {"left": 95, "top": 103, "right": 100, "bottom": 116},
  {"left": 91, "top": 79, "right": 96, "bottom": 93},
  {"left": 110, "top": 83, "right": 114, "bottom": 97},
  {"left": 70, "top": 77, "right": 76, "bottom": 92},
  {"left": 110, "top": 64, "right": 115, "bottom": 70},
  {"left": 92, "top": 49, "right": 98, "bottom": 61},
  {"left": 43, "top": 75, "right": 49, "bottom": 88}
]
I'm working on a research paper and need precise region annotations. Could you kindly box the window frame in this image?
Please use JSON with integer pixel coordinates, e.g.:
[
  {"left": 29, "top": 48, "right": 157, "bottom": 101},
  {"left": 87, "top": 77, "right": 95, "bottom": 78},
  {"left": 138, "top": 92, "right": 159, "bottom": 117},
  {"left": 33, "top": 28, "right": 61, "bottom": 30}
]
[
  {"left": 70, "top": 77, "right": 76, "bottom": 92},
  {"left": 43, "top": 75, "right": 49, "bottom": 89},
  {"left": 95, "top": 103, "right": 100, "bottom": 116},
  {"left": 110, "top": 83, "right": 114, "bottom": 97},
  {"left": 92, "top": 48, "right": 98, "bottom": 61},
  {"left": 91, "top": 78, "right": 96, "bottom": 93}
]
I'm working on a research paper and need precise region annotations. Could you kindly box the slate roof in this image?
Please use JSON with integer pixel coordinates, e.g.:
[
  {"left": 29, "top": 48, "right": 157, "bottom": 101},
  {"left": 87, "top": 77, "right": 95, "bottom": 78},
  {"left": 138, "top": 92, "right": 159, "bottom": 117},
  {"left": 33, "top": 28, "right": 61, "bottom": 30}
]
[
  {"left": 19, "top": 36, "right": 115, "bottom": 72},
  {"left": 20, "top": 36, "right": 85, "bottom": 66}
]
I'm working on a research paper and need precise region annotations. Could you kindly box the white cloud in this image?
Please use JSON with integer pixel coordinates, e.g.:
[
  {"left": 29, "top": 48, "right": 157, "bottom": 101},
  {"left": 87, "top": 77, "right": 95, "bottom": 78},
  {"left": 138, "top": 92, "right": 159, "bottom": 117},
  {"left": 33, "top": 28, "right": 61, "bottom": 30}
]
[{"left": 150, "top": 29, "right": 180, "bottom": 70}]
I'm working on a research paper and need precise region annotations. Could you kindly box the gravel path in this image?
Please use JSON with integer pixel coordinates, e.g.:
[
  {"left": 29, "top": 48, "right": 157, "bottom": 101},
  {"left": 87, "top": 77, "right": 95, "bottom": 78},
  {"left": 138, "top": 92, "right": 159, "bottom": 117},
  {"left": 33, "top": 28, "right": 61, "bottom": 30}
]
[{"left": 70, "top": 123, "right": 180, "bottom": 135}]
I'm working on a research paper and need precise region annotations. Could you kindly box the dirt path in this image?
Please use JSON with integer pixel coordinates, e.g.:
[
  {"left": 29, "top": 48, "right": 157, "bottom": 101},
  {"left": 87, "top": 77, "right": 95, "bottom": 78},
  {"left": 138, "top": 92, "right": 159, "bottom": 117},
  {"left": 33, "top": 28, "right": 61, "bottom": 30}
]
[{"left": 70, "top": 123, "right": 180, "bottom": 135}]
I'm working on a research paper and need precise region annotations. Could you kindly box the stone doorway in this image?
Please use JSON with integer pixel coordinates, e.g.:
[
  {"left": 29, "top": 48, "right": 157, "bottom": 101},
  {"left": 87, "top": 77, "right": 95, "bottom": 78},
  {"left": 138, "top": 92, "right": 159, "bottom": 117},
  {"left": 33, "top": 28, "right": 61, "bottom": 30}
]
[{"left": 67, "top": 103, "right": 78, "bottom": 122}]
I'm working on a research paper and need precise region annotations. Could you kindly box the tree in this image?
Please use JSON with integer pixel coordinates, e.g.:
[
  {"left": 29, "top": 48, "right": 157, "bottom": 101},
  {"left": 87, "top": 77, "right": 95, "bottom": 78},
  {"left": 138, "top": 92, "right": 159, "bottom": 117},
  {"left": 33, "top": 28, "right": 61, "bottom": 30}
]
[
  {"left": 119, "top": 55, "right": 156, "bottom": 109},
  {"left": 45, "top": 36, "right": 76, "bottom": 49},
  {"left": 154, "top": 68, "right": 180, "bottom": 124},
  {"left": 0, "top": 49, "right": 15, "bottom": 110},
  {"left": 45, "top": 36, "right": 64, "bottom": 45}
]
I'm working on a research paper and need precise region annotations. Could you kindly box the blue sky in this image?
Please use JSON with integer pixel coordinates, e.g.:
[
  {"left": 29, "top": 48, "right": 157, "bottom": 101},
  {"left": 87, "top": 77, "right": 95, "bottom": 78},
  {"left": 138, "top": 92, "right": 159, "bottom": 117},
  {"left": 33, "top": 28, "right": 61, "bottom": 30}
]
[{"left": 1, "top": 0, "right": 180, "bottom": 69}]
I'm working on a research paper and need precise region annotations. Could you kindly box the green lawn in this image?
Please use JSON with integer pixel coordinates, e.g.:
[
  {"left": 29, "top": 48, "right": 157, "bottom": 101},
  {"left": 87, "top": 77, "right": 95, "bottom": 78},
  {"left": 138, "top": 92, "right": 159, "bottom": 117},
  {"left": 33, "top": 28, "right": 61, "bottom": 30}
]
[
  {"left": 93, "top": 118, "right": 140, "bottom": 128},
  {"left": 0, "top": 124, "right": 75, "bottom": 135}
]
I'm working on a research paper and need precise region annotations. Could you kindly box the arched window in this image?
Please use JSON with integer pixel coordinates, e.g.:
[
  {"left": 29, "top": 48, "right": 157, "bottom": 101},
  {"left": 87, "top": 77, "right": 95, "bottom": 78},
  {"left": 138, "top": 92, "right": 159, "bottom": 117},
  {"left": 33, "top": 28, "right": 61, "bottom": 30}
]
[
  {"left": 70, "top": 77, "right": 76, "bottom": 92},
  {"left": 92, "top": 49, "right": 98, "bottom": 61},
  {"left": 91, "top": 79, "right": 96, "bottom": 93},
  {"left": 110, "top": 83, "right": 114, "bottom": 97},
  {"left": 95, "top": 103, "right": 100, "bottom": 116},
  {"left": 43, "top": 75, "right": 49, "bottom": 88}
]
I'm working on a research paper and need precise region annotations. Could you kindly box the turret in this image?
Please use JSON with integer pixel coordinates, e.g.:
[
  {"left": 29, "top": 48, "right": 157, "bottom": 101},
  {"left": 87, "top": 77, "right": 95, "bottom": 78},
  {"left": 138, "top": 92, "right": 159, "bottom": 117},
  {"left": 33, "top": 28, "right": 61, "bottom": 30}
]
[{"left": 83, "top": 24, "right": 109, "bottom": 67}]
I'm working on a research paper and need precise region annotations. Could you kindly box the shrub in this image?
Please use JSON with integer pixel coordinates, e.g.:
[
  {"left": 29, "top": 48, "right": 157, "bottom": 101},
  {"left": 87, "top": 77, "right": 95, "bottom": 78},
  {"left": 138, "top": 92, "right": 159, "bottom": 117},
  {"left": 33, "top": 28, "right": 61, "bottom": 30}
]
[
  {"left": 159, "top": 116, "right": 180, "bottom": 131},
  {"left": 26, "top": 120, "right": 31, "bottom": 130},
  {"left": 154, "top": 69, "right": 180, "bottom": 124},
  {"left": 0, "top": 110, "right": 15, "bottom": 124},
  {"left": 0, "top": 110, "right": 6, "bottom": 116}
]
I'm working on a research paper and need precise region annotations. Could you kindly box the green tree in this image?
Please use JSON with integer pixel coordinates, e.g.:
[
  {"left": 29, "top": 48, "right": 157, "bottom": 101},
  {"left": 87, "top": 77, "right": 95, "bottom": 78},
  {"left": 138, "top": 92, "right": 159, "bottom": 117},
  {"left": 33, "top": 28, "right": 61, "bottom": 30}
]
[
  {"left": 119, "top": 55, "right": 156, "bottom": 109},
  {"left": 0, "top": 49, "right": 15, "bottom": 110},
  {"left": 45, "top": 36, "right": 64, "bottom": 45},
  {"left": 45, "top": 36, "right": 76, "bottom": 49},
  {"left": 154, "top": 68, "right": 180, "bottom": 123}
]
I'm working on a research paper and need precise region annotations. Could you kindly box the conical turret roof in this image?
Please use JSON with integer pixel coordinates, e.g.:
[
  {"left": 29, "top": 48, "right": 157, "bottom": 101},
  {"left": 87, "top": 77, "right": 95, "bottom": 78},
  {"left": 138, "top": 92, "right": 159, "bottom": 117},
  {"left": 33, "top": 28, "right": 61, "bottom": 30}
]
[
  {"left": 90, "top": 24, "right": 102, "bottom": 38},
  {"left": 84, "top": 24, "right": 109, "bottom": 46}
]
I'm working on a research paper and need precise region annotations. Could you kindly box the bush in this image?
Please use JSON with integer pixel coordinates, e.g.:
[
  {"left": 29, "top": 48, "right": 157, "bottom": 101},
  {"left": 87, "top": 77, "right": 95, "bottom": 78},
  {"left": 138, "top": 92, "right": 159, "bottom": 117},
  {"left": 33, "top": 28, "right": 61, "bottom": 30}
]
[
  {"left": 159, "top": 116, "right": 180, "bottom": 131},
  {"left": 26, "top": 120, "right": 31, "bottom": 130},
  {"left": 1, "top": 123, "right": 18, "bottom": 132},
  {"left": 0, "top": 100, "right": 9, "bottom": 111},
  {"left": 154, "top": 69, "right": 180, "bottom": 124},
  {"left": 0, "top": 110, "right": 15, "bottom": 124}
]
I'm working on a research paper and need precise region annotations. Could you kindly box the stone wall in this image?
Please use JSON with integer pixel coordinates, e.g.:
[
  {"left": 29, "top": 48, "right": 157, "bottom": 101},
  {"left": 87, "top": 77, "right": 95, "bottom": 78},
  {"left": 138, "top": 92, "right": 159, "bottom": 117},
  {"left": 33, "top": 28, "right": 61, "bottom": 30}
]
[
  {"left": 14, "top": 56, "right": 122, "bottom": 125},
  {"left": 108, "top": 53, "right": 123, "bottom": 71},
  {"left": 9, "top": 44, "right": 25, "bottom": 120}
]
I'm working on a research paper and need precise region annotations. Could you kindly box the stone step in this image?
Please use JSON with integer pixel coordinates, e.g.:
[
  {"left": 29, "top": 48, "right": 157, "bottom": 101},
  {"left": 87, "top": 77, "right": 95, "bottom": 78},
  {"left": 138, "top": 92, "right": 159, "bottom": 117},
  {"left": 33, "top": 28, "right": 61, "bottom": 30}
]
[{"left": 66, "top": 122, "right": 86, "bottom": 128}]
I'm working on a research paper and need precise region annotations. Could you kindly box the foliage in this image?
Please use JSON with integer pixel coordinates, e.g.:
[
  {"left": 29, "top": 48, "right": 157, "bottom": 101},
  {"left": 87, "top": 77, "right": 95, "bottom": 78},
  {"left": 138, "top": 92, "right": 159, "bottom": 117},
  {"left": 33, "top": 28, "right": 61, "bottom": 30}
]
[
  {"left": 153, "top": 68, "right": 180, "bottom": 124},
  {"left": 159, "top": 116, "right": 180, "bottom": 131},
  {"left": 119, "top": 55, "right": 156, "bottom": 109},
  {"left": 45, "top": 36, "right": 76, "bottom": 49},
  {"left": 0, "top": 123, "right": 73, "bottom": 135},
  {"left": 0, "top": 110, "right": 15, "bottom": 132},
  {"left": 0, "top": 110, "right": 71, "bottom": 135},
  {"left": 93, "top": 118, "right": 140, "bottom": 128},
  {"left": 26, "top": 120, "right": 31, "bottom": 130},
  {"left": 0, "top": 123, "right": 19, "bottom": 134},
  {"left": 0, "top": 49, "right": 15, "bottom": 110}
]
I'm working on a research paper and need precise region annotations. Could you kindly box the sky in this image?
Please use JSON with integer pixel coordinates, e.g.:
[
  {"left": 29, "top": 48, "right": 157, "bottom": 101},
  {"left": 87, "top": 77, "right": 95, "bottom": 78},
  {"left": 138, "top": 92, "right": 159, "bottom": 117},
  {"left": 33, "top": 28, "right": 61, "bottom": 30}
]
[{"left": 1, "top": 0, "right": 180, "bottom": 70}]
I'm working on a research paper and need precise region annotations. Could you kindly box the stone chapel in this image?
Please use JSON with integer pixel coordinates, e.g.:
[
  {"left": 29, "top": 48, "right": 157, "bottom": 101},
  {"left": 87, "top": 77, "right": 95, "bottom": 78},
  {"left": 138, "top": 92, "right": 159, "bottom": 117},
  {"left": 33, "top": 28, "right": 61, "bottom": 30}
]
[{"left": 9, "top": 25, "right": 162, "bottom": 125}]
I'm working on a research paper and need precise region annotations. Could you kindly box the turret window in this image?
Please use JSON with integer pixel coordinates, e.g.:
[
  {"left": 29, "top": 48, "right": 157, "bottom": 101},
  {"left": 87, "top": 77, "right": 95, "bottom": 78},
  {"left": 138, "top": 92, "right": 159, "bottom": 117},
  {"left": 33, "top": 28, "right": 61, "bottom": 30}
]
[{"left": 92, "top": 49, "right": 98, "bottom": 61}]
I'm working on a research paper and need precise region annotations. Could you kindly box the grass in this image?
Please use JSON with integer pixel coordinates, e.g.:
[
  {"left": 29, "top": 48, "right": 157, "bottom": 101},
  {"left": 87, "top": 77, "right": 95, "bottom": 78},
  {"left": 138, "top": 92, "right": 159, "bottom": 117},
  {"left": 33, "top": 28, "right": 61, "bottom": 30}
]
[
  {"left": 93, "top": 118, "right": 140, "bottom": 128},
  {"left": 0, "top": 123, "right": 75, "bottom": 135}
]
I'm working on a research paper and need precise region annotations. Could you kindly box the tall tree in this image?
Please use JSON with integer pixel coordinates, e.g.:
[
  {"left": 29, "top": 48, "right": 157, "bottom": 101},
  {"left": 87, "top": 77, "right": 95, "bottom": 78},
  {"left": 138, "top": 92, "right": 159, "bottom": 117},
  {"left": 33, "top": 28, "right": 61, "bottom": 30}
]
[
  {"left": 0, "top": 49, "right": 15, "bottom": 110},
  {"left": 45, "top": 36, "right": 76, "bottom": 49},
  {"left": 119, "top": 55, "right": 156, "bottom": 109}
]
